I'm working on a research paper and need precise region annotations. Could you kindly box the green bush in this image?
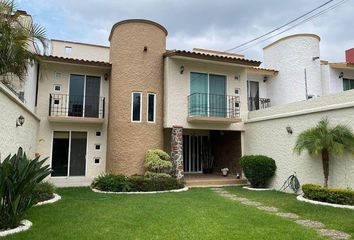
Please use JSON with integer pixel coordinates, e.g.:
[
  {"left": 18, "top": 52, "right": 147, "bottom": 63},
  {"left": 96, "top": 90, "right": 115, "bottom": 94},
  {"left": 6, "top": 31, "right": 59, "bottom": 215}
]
[
  {"left": 144, "top": 149, "right": 173, "bottom": 178},
  {"left": 91, "top": 174, "right": 184, "bottom": 192},
  {"left": 91, "top": 174, "right": 130, "bottom": 192},
  {"left": 0, "top": 148, "right": 51, "bottom": 230},
  {"left": 31, "top": 182, "right": 55, "bottom": 204},
  {"left": 240, "top": 155, "right": 277, "bottom": 188},
  {"left": 302, "top": 184, "right": 354, "bottom": 205}
]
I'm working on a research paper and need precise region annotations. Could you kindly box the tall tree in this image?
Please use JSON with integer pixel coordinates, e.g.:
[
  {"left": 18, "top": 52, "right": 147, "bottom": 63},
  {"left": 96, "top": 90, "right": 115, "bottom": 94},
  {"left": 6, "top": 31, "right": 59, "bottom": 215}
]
[
  {"left": 294, "top": 118, "right": 354, "bottom": 188},
  {"left": 0, "top": 0, "right": 46, "bottom": 82}
]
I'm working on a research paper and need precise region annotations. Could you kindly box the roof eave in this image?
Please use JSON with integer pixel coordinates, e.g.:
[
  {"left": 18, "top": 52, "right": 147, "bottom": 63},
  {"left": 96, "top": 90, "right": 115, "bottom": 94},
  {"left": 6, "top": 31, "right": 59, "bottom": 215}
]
[{"left": 164, "top": 51, "right": 261, "bottom": 67}]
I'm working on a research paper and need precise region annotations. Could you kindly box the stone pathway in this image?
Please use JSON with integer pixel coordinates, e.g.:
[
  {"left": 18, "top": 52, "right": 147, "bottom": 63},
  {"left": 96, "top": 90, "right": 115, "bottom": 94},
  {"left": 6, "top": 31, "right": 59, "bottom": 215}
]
[{"left": 212, "top": 187, "right": 351, "bottom": 240}]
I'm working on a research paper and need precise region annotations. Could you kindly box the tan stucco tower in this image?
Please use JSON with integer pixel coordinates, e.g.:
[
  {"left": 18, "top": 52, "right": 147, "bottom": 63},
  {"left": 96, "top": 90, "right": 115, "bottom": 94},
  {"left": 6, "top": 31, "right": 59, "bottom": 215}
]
[{"left": 107, "top": 19, "right": 167, "bottom": 175}]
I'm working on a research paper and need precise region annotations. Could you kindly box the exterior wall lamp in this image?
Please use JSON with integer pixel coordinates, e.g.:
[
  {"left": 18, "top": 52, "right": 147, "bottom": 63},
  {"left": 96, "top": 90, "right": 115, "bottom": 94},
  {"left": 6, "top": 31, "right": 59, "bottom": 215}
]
[
  {"left": 180, "top": 65, "right": 184, "bottom": 74},
  {"left": 286, "top": 126, "right": 293, "bottom": 135},
  {"left": 16, "top": 115, "right": 25, "bottom": 127},
  {"left": 339, "top": 72, "right": 344, "bottom": 79},
  {"left": 263, "top": 76, "right": 268, "bottom": 82}
]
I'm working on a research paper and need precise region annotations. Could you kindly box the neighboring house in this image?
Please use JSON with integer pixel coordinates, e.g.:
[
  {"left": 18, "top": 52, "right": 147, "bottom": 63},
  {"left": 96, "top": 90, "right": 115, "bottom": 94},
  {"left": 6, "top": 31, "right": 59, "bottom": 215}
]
[{"left": 1, "top": 12, "right": 353, "bottom": 188}]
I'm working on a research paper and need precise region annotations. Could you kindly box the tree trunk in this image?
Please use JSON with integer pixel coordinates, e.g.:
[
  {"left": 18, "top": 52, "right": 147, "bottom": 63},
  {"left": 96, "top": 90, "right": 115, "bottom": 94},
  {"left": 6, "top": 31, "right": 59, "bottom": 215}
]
[{"left": 322, "top": 149, "right": 330, "bottom": 188}]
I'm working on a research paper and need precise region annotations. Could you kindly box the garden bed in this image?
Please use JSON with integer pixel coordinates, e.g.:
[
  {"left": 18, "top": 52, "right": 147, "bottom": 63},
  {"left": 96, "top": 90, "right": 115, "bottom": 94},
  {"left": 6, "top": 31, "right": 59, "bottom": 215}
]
[
  {"left": 91, "top": 174, "right": 186, "bottom": 193},
  {"left": 92, "top": 186, "right": 189, "bottom": 194},
  {"left": 0, "top": 220, "right": 32, "bottom": 237},
  {"left": 297, "top": 195, "right": 354, "bottom": 210},
  {"left": 34, "top": 193, "right": 61, "bottom": 206}
]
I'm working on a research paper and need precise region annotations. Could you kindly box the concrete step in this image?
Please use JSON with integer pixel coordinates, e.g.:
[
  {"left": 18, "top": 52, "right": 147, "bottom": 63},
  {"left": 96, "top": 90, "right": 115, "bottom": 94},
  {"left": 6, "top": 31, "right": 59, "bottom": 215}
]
[{"left": 185, "top": 178, "right": 248, "bottom": 187}]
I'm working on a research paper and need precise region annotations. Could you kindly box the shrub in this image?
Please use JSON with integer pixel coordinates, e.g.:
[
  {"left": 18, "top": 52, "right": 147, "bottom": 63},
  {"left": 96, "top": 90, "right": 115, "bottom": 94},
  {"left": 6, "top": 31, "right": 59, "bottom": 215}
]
[
  {"left": 302, "top": 184, "right": 354, "bottom": 205},
  {"left": 0, "top": 148, "right": 51, "bottom": 230},
  {"left": 240, "top": 155, "right": 277, "bottom": 188},
  {"left": 144, "top": 149, "right": 173, "bottom": 178},
  {"left": 30, "top": 182, "right": 55, "bottom": 204},
  {"left": 91, "top": 174, "right": 184, "bottom": 192},
  {"left": 91, "top": 174, "right": 130, "bottom": 192}
]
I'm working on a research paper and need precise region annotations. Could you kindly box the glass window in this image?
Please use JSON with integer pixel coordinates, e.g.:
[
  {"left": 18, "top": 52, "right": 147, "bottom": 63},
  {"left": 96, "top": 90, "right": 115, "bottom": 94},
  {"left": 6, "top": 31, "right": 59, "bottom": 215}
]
[
  {"left": 343, "top": 78, "right": 354, "bottom": 91},
  {"left": 131, "top": 92, "right": 142, "bottom": 122},
  {"left": 147, "top": 93, "right": 156, "bottom": 122}
]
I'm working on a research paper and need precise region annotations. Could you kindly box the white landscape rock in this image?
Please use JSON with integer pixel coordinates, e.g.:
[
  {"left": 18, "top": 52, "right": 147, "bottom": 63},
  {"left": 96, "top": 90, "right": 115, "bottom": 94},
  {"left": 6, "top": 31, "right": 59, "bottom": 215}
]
[
  {"left": 243, "top": 186, "right": 273, "bottom": 191},
  {"left": 34, "top": 193, "right": 61, "bottom": 206},
  {"left": 297, "top": 195, "right": 354, "bottom": 210},
  {"left": 0, "top": 220, "right": 32, "bottom": 237},
  {"left": 92, "top": 186, "right": 189, "bottom": 195}
]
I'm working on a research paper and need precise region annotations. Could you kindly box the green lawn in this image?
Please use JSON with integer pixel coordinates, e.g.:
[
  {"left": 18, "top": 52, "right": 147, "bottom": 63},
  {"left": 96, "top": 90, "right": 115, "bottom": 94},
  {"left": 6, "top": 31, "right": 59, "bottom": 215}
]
[
  {"left": 225, "top": 187, "right": 354, "bottom": 238},
  {"left": 3, "top": 187, "right": 353, "bottom": 240}
]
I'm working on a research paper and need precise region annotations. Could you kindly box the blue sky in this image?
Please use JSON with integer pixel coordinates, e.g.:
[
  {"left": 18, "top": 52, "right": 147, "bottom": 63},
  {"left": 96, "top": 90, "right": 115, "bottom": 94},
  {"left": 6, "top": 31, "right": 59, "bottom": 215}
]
[{"left": 18, "top": 0, "right": 354, "bottom": 61}]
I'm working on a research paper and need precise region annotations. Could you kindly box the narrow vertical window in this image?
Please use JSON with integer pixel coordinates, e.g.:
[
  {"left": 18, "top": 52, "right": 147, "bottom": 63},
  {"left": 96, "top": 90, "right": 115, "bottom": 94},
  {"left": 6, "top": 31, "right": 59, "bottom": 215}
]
[
  {"left": 131, "top": 92, "right": 142, "bottom": 122},
  {"left": 147, "top": 93, "right": 156, "bottom": 123}
]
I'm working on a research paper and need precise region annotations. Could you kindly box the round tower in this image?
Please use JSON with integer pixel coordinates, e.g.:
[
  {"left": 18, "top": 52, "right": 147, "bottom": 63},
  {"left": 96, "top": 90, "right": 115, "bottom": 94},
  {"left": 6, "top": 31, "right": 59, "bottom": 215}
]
[
  {"left": 263, "top": 34, "right": 322, "bottom": 106},
  {"left": 107, "top": 19, "right": 167, "bottom": 175}
]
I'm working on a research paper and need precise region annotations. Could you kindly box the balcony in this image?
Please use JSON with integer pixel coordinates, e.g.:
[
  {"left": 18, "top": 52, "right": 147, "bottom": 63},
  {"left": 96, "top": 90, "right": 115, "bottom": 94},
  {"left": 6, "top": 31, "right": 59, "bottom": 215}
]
[
  {"left": 248, "top": 97, "right": 271, "bottom": 111},
  {"left": 48, "top": 94, "right": 105, "bottom": 124},
  {"left": 187, "top": 93, "right": 241, "bottom": 124}
]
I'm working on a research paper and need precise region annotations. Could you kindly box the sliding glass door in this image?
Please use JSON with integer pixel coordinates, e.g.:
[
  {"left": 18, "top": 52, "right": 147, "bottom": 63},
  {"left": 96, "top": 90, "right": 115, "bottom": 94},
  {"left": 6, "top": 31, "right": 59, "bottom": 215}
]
[
  {"left": 189, "top": 72, "right": 227, "bottom": 117},
  {"left": 68, "top": 74, "right": 101, "bottom": 117},
  {"left": 51, "top": 131, "right": 87, "bottom": 177}
]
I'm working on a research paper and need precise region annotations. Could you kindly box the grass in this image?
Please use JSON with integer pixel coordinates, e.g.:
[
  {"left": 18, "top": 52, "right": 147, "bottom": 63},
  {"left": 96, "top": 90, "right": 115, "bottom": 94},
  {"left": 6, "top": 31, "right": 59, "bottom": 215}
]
[
  {"left": 225, "top": 187, "right": 354, "bottom": 239},
  {"left": 3, "top": 187, "right": 352, "bottom": 240}
]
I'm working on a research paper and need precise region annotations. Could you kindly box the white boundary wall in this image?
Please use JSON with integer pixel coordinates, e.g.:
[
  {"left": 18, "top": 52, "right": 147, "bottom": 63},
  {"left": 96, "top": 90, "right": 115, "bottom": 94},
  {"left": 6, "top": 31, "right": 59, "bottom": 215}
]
[
  {"left": 244, "top": 89, "right": 354, "bottom": 190},
  {"left": 0, "top": 83, "right": 40, "bottom": 160}
]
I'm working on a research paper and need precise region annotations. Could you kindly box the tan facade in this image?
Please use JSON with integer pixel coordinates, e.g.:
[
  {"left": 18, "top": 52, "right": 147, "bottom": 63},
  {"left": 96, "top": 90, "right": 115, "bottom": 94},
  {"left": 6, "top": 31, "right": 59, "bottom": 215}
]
[{"left": 107, "top": 20, "right": 167, "bottom": 175}]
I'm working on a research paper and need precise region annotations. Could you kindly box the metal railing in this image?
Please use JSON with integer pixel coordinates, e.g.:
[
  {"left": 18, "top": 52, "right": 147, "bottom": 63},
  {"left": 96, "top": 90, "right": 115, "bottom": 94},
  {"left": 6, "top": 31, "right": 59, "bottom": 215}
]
[
  {"left": 248, "top": 97, "right": 271, "bottom": 111},
  {"left": 188, "top": 93, "right": 240, "bottom": 118},
  {"left": 49, "top": 94, "right": 105, "bottom": 118}
]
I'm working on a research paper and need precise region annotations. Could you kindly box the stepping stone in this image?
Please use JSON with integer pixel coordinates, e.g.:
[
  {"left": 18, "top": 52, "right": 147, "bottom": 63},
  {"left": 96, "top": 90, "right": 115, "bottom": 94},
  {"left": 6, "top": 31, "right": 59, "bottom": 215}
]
[
  {"left": 276, "top": 212, "right": 300, "bottom": 219},
  {"left": 231, "top": 197, "right": 249, "bottom": 202},
  {"left": 318, "top": 229, "right": 351, "bottom": 240},
  {"left": 295, "top": 220, "right": 325, "bottom": 229},
  {"left": 240, "top": 200, "right": 263, "bottom": 206},
  {"left": 257, "top": 206, "right": 279, "bottom": 212},
  {"left": 211, "top": 188, "right": 223, "bottom": 191}
]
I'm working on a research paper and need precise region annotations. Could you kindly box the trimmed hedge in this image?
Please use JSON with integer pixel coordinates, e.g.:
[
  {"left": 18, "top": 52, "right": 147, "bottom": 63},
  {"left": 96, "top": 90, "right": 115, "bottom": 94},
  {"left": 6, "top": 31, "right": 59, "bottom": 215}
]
[
  {"left": 91, "top": 174, "right": 185, "bottom": 192},
  {"left": 31, "top": 182, "right": 55, "bottom": 204},
  {"left": 302, "top": 184, "right": 354, "bottom": 206},
  {"left": 240, "top": 155, "right": 277, "bottom": 188}
]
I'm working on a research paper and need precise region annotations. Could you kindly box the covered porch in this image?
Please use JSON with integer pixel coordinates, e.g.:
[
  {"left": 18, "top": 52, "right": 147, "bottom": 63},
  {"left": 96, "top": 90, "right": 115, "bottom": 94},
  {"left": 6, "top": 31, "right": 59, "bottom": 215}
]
[{"left": 165, "top": 127, "right": 247, "bottom": 186}]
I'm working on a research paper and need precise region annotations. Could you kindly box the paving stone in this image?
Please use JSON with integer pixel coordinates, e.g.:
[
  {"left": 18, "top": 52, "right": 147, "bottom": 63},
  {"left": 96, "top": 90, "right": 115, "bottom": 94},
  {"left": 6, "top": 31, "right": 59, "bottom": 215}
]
[
  {"left": 295, "top": 220, "right": 325, "bottom": 229},
  {"left": 240, "top": 200, "right": 263, "bottom": 206},
  {"left": 276, "top": 212, "right": 300, "bottom": 219},
  {"left": 210, "top": 188, "right": 223, "bottom": 191},
  {"left": 257, "top": 206, "right": 279, "bottom": 212},
  {"left": 318, "top": 229, "right": 351, "bottom": 240}
]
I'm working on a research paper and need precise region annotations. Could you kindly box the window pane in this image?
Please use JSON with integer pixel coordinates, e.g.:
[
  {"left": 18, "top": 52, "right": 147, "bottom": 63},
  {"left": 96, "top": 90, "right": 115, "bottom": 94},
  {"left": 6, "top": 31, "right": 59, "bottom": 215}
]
[
  {"left": 190, "top": 72, "right": 208, "bottom": 116},
  {"left": 132, "top": 93, "right": 141, "bottom": 121},
  {"left": 52, "top": 131, "right": 69, "bottom": 176},
  {"left": 85, "top": 76, "right": 101, "bottom": 117},
  {"left": 69, "top": 132, "right": 87, "bottom": 176},
  {"left": 148, "top": 94, "right": 155, "bottom": 122},
  {"left": 343, "top": 79, "right": 350, "bottom": 91},
  {"left": 69, "top": 74, "right": 85, "bottom": 116}
]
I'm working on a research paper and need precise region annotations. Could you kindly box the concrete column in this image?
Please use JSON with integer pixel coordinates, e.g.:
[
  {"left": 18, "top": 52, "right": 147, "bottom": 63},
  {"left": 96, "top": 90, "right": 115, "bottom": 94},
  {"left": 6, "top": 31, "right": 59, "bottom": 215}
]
[{"left": 171, "top": 126, "right": 183, "bottom": 179}]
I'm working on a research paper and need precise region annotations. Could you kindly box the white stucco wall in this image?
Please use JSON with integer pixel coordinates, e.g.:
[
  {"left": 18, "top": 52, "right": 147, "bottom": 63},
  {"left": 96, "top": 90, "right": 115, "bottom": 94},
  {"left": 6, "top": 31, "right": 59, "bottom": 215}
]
[
  {"left": 244, "top": 89, "right": 354, "bottom": 190},
  {"left": 50, "top": 40, "right": 110, "bottom": 62},
  {"left": 263, "top": 34, "right": 322, "bottom": 106},
  {"left": 36, "top": 62, "right": 110, "bottom": 186},
  {"left": 0, "top": 83, "right": 40, "bottom": 160},
  {"left": 164, "top": 57, "right": 249, "bottom": 131}
]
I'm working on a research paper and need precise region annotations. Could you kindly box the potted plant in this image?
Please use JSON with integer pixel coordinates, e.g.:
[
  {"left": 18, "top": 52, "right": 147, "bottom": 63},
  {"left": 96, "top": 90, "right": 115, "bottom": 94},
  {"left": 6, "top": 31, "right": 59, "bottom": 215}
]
[{"left": 221, "top": 168, "right": 229, "bottom": 176}]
